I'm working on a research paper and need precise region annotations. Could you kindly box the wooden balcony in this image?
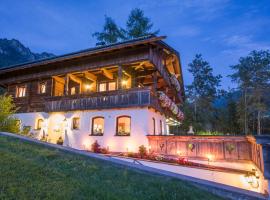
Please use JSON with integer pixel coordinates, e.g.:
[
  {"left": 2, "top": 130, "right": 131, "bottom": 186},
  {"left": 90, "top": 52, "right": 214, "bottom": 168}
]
[{"left": 44, "top": 87, "right": 161, "bottom": 112}]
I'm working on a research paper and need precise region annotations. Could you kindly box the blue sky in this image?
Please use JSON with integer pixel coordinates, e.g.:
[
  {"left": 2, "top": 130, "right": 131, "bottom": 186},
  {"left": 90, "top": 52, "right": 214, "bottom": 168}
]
[{"left": 1, "top": 0, "right": 270, "bottom": 89}]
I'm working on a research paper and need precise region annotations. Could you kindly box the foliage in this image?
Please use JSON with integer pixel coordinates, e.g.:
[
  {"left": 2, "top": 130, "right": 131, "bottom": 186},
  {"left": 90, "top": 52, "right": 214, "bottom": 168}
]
[
  {"left": 185, "top": 54, "right": 222, "bottom": 132},
  {"left": 92, "top": 16, "right": 125, "bottom": 45},
  {"left": 56, "top": 136, "right": 64, "bottom": 145},
  {"left": 125, "top": 8, "right": 159, "bottom": 39},
  {"left": 230, "top": 50, "right": 270, "bottom": 135},
  {"left": 100, "top": 147, "right": 109, "bottom": 154},
  {"left": 21, "top": 126, "right": 31, "bottom": 135},
  {"left": 92, "top": 8, "right": 158, "bottom": 44},
  {"left": 91, "top": 140, "right": 101, "bottom": 153},
  {"left": 0, "top": 136, "right": 222, "bottom": 200},
  {"left": 0, "top": 94, "right": 20, "bottom": 133},
  {"left": 195, "top": 131, "right": 224, "bottom": 136},
  {"left": 138, "top": 145, "right": 147, "bottom": 158}
]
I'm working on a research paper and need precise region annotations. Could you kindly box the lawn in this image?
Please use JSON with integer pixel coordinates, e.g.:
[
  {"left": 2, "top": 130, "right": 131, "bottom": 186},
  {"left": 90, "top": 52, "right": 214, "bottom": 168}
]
[{"left": 0, "top": 136, "right": 223, "bottom": 200}]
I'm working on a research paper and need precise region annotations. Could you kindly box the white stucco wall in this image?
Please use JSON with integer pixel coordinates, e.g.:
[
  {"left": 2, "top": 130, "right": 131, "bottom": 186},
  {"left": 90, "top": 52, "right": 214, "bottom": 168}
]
[{"left": 14, "top": 107, "right": 167, "bottom": 152}]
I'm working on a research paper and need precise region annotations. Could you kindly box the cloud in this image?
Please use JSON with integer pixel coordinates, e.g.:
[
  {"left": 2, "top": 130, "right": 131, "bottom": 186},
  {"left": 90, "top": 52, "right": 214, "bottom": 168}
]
[
  {"left": 221, "top": 34, "right": 270, "bottom": 58},
  {"left": 171, "top": 25, "right": 200, "bottom": 37}
]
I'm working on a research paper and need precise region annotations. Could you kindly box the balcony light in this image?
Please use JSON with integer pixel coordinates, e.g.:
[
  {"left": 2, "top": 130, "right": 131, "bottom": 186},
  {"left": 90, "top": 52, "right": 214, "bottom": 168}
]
[
  {"left": 85, "top": 84, "right": 92, "bottom": 90},
  {"left": 122, "top": 80, "right": 127, "bottom": 86}
]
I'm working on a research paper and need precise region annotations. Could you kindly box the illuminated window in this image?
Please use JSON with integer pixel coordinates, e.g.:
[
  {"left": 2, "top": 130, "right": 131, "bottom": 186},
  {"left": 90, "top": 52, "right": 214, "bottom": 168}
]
[
  {"left": 39, "top": 82, "right": 46, "bottom": 94},
  {"left": 72, "top": 117, "right": 80, "bottom": 130},
  {"left": 116, "top": 116, "right": 131, "bottom": 136},
  {"left": 16, "top": 85, "right": 26, "bottom": 97},
  {"left": 71, "top": 87, "right": 76, "bottom": 95},
  {"left": 152, "top": 118, "right": 156, "bottom": 135},
  {"left": 91, "top": 117, "right": 104, "bottom": 136},
  {"left": 99, "top": 83, "right": 106, "bottom": 92},
  {"left": 160, "top": 120, "right": 163, "bottom": 135},
  {"left": 108, "top": 82, "right": 116, "bottom": 91},
  {"left": 36, "top": 119, "right": 44, "bottom": 130}
]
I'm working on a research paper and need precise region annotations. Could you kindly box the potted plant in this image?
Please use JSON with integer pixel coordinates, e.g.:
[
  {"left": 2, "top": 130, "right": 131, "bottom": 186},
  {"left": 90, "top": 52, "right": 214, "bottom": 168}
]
[{"left": 56, "top": 136, "right": 64, "bottom": 145}]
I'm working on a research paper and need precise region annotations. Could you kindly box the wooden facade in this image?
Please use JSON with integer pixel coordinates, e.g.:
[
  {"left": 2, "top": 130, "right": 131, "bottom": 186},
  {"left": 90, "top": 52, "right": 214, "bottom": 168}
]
[{"left": 0, "top": 36, "right": 184, "bottom": 117}]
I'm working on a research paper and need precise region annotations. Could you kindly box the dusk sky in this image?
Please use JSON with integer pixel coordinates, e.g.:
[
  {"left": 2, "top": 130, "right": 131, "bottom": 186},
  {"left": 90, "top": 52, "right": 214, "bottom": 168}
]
[{"left": 1, "top": 0, "right": 270, "bottom": 89}]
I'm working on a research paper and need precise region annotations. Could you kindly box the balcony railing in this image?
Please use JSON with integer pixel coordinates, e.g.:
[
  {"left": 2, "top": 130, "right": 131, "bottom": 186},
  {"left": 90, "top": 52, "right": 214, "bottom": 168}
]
[{"left": 44, "top": 87, "right": 161, "bottom": 112}]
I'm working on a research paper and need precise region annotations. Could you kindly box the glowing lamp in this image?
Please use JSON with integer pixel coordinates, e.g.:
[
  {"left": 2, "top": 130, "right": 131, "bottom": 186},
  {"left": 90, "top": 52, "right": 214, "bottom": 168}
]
[
  {"left": 85, "top": 84, "right": 92, "bottom": 90},
  {"left": 206, "top": 154, "right": 214, "bottom": 164},
  {"left": 122, "top": 80, "right": 127, "bottom": 86}
]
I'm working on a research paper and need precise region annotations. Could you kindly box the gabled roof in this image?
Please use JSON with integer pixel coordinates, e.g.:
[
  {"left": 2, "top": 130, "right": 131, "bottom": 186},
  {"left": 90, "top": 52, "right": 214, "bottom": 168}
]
[{"left": 0, "top": 35, "right": 178, "bottom": 73}]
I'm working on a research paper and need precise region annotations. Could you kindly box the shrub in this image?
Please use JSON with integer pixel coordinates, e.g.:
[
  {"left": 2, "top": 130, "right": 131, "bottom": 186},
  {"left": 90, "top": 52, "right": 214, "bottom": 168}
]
[
  {"left": 91, "top": 140, "right": 101, "bottom": 153},
  {"left": 0, "top": 94, "right": 20, "bottom": 133},
  {"left": 100, "top": 147, "right": 109, "bottom": 154},
  {"left": 138, "top": 145, "right": 147, "bottom": 158},
  {"left": 56, "top": 137, "right": 64, "bottom": 145},
  {"left": 21, "top": 126, "right": 31, "bottom": 135}
]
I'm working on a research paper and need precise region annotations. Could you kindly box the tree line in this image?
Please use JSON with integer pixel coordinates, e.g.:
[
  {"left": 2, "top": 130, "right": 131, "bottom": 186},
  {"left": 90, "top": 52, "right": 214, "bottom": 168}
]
[
  {"left": 182, "top": 51, "right": 270, "bottom": 135},
  {"left": 92, "top": 8, "right": 270, "bottom": 135}
]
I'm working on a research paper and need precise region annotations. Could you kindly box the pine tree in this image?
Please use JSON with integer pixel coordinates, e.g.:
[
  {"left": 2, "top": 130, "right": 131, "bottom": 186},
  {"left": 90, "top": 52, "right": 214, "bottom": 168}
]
[
  {"left": 230, "top": 50, "right": 270, "bottom": 135},
  {"left": 187, "top": 54, "right": 222, "bottom": 132},
  {"left": 125, "top": 8, "right": 159, "bottom": 39},
  {"left": 92, "top": 16, "right": 125, "bottom": 45}
]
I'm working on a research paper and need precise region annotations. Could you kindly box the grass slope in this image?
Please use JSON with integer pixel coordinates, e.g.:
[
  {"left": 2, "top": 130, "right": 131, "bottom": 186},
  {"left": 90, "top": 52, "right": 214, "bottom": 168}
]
[{"left": 0, "top": 136, "right": 223, "bottom": 200}]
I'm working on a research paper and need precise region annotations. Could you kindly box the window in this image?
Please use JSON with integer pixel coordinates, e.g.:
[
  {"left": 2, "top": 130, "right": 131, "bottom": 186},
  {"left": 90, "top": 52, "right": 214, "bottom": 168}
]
[
  {"left": 36, "top": 119, "right": 44, "bottom": 130},
  {"left": 16, "top": 85, "right": 26, "bottom": 97},
  {"left": 159, "top": 120, "right": 163, "bottom": 135},
  {"left": 91, "top": 117, "right": 104, "bottom": 136},
  {"left": 108, "top": 82, "right": 116, "bottom": 91},
  {"left": 39, "top": 82, "right": 46, "bottom": 94},
  {"left": 116, "top": 116, "right": 131, "bottom": 136},
  {"left": 99, "top": 83, "right": 106, "bottom": 92},
  {"left": 71, "top": 87, "right": 76, "bottom": 95},
  {"left": 72, "top": 117, "right": 80, "bottom": 130},
  {"left": 152, "top": 118, "right": 156, "bottom": 135}
]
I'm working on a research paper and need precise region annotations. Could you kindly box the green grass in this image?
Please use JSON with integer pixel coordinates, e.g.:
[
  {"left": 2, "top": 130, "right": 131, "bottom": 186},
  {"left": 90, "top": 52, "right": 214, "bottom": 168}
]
[{"left": 0, "top": 136, "right": 223, "bottom": 200}]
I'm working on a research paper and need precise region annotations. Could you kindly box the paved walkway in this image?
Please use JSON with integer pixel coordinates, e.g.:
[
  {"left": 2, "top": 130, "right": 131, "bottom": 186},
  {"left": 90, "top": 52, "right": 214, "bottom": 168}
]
[{"left": 0, "top": 132, "right": 268, "bottom": 200}]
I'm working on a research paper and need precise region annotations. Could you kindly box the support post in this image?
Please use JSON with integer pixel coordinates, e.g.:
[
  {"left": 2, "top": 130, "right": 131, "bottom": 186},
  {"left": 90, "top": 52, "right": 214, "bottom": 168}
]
[
  {"left": 65, "top": 74, "right": 69, "bottom": 95},
  {"left": 118, "top": 65, "right": 122, "bottom": 90},
  {"left": 153, "top": 71, "right": 158, "bottom": 94}
]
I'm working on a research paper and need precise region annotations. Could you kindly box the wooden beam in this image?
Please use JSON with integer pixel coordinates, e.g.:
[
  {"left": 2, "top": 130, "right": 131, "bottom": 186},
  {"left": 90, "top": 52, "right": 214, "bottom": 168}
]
[
  {"left": 101, "top": 68, "right": 113, "bottom": 80},
  {"left": 68, "top": 74, "right": 82, "bottom": 84},
  {"left": 118, "top": 65, "right": 122, "bottom": 89},
  {"left": 64, "top": 74, "right": 69, "bottom": 95},
  {"left": 84, "top": 71, "right": 97, "bottom": 81},
  {"left": 52, "top": 76, "right": 65, "bottom": 84}
]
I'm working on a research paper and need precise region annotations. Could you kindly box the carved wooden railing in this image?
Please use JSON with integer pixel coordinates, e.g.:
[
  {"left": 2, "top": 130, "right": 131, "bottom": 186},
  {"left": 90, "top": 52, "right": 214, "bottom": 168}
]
[{"left": 45, "top": 87, "right": 161, "bottom": 112}]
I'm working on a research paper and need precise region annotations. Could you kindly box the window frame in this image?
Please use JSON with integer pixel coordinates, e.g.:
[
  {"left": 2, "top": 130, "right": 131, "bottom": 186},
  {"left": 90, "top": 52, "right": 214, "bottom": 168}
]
[
  {"left": 72, "top": 117, "right": 80, "bottom": 130},
  {"left": 91, "top": 116, "right": 105, "bottom": 136},
  {"left": 115, "top": 115, "right": 131, "bottom": 136},
  {"left": 16, "top": 85, "right": 27, "bottom": 98}
]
